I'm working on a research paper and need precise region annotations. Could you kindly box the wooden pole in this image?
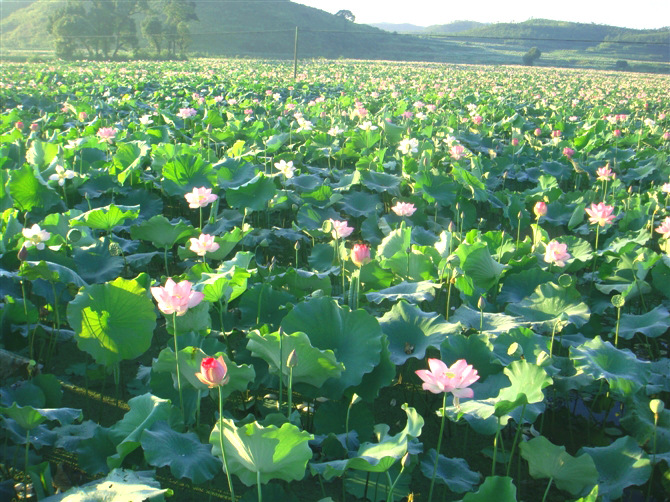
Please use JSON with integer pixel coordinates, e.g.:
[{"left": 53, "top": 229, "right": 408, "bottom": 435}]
[{"left": 293, "top": 26, "right": 298, "bottom": 79}]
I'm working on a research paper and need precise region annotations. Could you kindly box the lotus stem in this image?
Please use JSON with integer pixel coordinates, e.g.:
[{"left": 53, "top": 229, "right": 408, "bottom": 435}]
[
  {"left": 24, "top": 428, "right": 30, "bottom": 501},
  {"left": 506, "top": 403, "right": 526, "bottom": 477},
  {"left": 287, "top": 365, "right": 294, "bottom": 420},
  {"left": 428, "top": 391, "right": 448, "bottom": 502},
  {"left": 541, "top": 477, "right": 554, "bottom": 502},
  {"left": 614, "top": 305, "right": 621, "bottom": 348},
  {"left": 257, "top": 469, "right": 262, "bottom": 502},
  {"left": 173, "top": 312, "right": 184, "bottom": 423},
  {"left": 278, "top": 328, "right": 283, "bottom": 413},
  {"left": 492, "top": 415, "right": 502, "bottom": 477},
  {"left": 218, "top": 386, "right": 236, "bottom": 501}
]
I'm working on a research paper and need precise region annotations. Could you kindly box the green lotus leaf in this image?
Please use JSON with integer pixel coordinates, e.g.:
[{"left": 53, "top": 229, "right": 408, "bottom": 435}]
[
  {"left": 365, "top": 281, "right": 438, "bottom": 304},
  {"left": 377, "top": 227, "right": 411, "bottom": 261},
  {"left": 495, "top": 360, "right": 552, "bottom": 416},
  {"left": 71, "top": 204, "right": 141, "bottom": 232},
  {"left": 9, "top": 164, "right": 61, "bottom": 212},
  {"left": 310, "top": 404, "right": 423, "bottom": 479},
  {"left": 520, "top": 436, "right": 598, "bottom": 496},
  {"left": 265, "top": 132, "right": 289, "bottom": 153},
  {"left": 0, "top": 402, "right": 47, "bottom": 430},
  {"left": 226, "top": 173, "right": 276, "bottom": 211},
  {"left": 617, "top": 305, "right": 670, "bottom": 339},
  {"left": 141, "top": 421, "right": 219, "bottom": 484},
  {"left": 413, "top": 171, "right": 459, "bottom": 206},
  {"left": 572, "top": 485, "right": 599, "bottom": 502},
  {"left": 579, "top": 436, "right": 651, "bottom": 500},
  {"left": 455, "top": 242, "right": 504, "bottom": 293},
  {"left": 349, "top": 333, "right": 396, "bottom": 402},
  {"left": 247, "top": 329, "right": 343, "bottom": 388},
  {"left": 344, "top": 464, "right": 411, "bottom": 502},
  {"left": 280, "top": 297, "right": 383, "bottom": 399},
  {"left": 164, "top": 300, "right": 211, "bottom": 335},
  {"left": 313, "top": 399, "right": 374, "bottom": 440},
  {"left": 238, "top": 284, "right": 296, "bottom": 328},
  {"left": 441, "top": 333, "right": 504, "bottom": 381},
  {"left": 498, "top": 269, "right": 553, "bottom": 304},
  {"left": 506, "top": 282, "right": 590, "bottom": 332},
  {"left": 66, "top": 275, "right": 156, "bottom": 367},
  {"left": 41, "top": 468, "right": 168, "bottom": 502},
  {"left": 450, "top": 305, "right": 521, "bottom": 335},
  {"left": 195, "top": 267, "right": 251, "bottom": 304},
  {"left": 130, "top": 215, "right": 198, "bottom": 250},
  {"left": 111, "top": 141, "right": 150, "bottom": 184},
  {"left": 20, "top": 260, "right": 87, "bottom": 287},
  {"left": 210, "top": 418, "right": 312, "bottom": 486},
  {"left": 72, "top": 242, "right": 124, "bottom": 284},
  {"left": 107, "top": 393, "right": 172, "bottom": 470},
  {"left": 161, "top": 154, "right": 215, "bottom": 197},
  {"left": 491, "top": 328, "right": 551, "bottom": 367},
  {"left": 420, "top": 450, "right": 481, "bottom": 493},
  {"left": 381, "top": 250, "right": 437, "bottom": 281},
  {"left": 379, "top": 301, "right": 460, "bottom": 365},
  {"left": 460, "top": 476, "right": 517, "bottom": 502},
  {"left": 359, "top": 170, "right": 402, "bottom": 196},
  {"left": 26, "top": 140, "right": 60, "bottom": 168},
  {"left": 339, "top": 191, "right": 382, "bottom": 218},
  {"left": 570, "top": 336, "right": 651, "bottom": 396}
]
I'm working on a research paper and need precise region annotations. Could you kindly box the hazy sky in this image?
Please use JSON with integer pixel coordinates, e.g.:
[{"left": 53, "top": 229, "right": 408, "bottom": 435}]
[{"left": 293, "top": 0, "right": 670, "bottom": 30}]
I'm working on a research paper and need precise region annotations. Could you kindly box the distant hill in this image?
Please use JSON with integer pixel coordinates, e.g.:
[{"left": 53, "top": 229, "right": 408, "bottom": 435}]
[
  {"left": 425, "top": 21, "right": 488, "bottom": 34},
  {"left": 0, "top": 0, "right": 34, "bottom": 19},
  {"left": 370, "top": 23, "right": 426, "bottom": 33},
  {"left": 0, "top": 0, "right": 438, "bottom": 60}
]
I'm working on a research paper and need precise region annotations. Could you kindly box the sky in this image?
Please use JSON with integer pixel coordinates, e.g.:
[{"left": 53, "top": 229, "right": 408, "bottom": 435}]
[{"left": 293, "top": 0, "right": 670, "bottom": 30}]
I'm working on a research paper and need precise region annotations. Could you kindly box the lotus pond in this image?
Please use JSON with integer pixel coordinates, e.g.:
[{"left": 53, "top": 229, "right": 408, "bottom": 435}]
[{"left": 1, "top": 59, "right": 670, "bottom": 502}]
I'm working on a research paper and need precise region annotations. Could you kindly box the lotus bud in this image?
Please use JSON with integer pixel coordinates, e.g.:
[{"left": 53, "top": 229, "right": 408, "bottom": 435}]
[
  {"left": 650, "top": 398, "right": 665, "bottom": 418},
  {"left": 286, "top": 349, "right": 298, "bottom": 368}
]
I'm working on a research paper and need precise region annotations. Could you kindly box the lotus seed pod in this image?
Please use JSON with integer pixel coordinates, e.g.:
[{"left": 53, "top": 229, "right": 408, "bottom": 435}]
[{"left": 650, "top": 399, "right": 665, "bottom": 415}]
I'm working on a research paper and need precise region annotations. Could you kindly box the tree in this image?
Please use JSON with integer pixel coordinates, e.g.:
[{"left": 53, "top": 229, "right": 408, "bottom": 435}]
[
  {"left": 522, "top": 47, "right": 542, "bottom": 66},
  {"left": 142, "top": 15, "right": 163, "bottom": 56},
  {"left": 335, "top": 9, "right": 355, "bottom": 22}
]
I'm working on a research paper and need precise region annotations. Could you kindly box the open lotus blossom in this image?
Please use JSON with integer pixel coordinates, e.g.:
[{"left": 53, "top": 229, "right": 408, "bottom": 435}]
[
  {"left": 151, "top": 278, "right": 204, "bottom": 316},
  {"left": 544, "top": 240, "right": 571, "bottom": 267},
  {"left": 97, "top": 127, "right": 117, "bottom": 142},
  {"left": 177, "top": 107, "right": 197, "bottom": 119},
  {"left": 358, "top": 121, "right": 378, "bottom": 131},
  {"left": 533, "top": 201, "right": 547, "bottom": 219},
  {"left": 189, "top": 233, "right": 220, "bottom": 256},
  {"left": 450, "top": 144, "right": 466, "bottom": 160},
  {"left": 351, "top": 243, "right": 371, "bottom": 267},
  {"left": 391, "top": 201, "right": 417, "bottom": 217},
  {"left": 22, "top": 224, "right": 50, "bottom": 250},
  {"left": 49, "top": 165, "right": 76, "bottom": 186},
  {"left": 398, "top": 137, "right": 419, "bottom": 155},
  {"left": 415, "top": 358, "right": 479, "bottom": 398},
  {"left": 585, "top": 202, "right": 615, "bottom": 227},
  {"left": 662, "top": 183, "right": 670, "bottom": 194},
  {"left": 195, "top": 356, "right": 229, "bottom": 387},
  {"left": 596, "top": 165, "right": 615, "bottom": 181},
  {"left": 329, "top": 219, "right": 354, "bottom": 239},
  {"left": 185, "top": 187, "right": 218, "bottom": 208},
  {"left": 274, "top": 159, "right": 296, "bottom": 178},
  {"left": 655, "top": 217, "right": 670, "bottom": 239},
  {"left": 563, "top": 147, "right": 575, "bottom": 158}
]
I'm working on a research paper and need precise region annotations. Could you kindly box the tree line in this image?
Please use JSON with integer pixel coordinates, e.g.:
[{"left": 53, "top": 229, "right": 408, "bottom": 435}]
[{"left": 47, "top": 0, "right": 198, "bottom": 59}]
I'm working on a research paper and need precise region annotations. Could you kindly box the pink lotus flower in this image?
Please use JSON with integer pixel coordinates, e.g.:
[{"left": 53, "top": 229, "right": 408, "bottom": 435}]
[
  {"left": 534, "top": 128, "right": 542, "bottom": 137},
  {"left": 613, "top": 129, "right": 621, "bottom": 137},
  {"left": 544, "top": 240, "right": 571, "bottom": 267},
  {"left": 195, "top": 356, "right": 229, "bottom": 387},
  {"left": 551, "top": 130, "right": 562, "bottom": 139},
  {"left": 415, "top": 358, "right": 479, "bottom": 398},
  {"left": 585, "top": 202, "right": 615, "bottom": 227},
  {"left": 189, "top": 234, "right": 220, "bottom": 256},
  {"left": 30, "top": 123, "right": 39, "bottom": 132},
  {"left": 185, "top": 187, "right": 218, "bottom": 208},
  {"left": 177, "top": 107, "right": 197, "bottom": 119},
  {"left": 596, "top": 165, "right": 615, "bottom": 181},
  {"left": 22, "top": 224, "right": 51, "bottom": 250},
  {"left": 391, "top": 202, "right": 417, "bottom": 217},
  {"left": 563, "top": 147, "right": 575, "bottom": 158},
  {"left": 330, "top": 219, "right": 354, "bottom": 239},
  {"left": 351, "top": 243, "right": 371, "bottom": 267},
  {"left": 663, "top": 131, "right": 670, "bottom": 141},
  {"left": 78, "top": 111, "right": 88, "bottom": 121},
  {"left": 472, "top": 115, "right": 483, "bottom": 125},
  {"left": 533, "top": 201, "right": 547, "bottom": 219},
  {"left": 151, "top": 278, "right": 204, "bottom": 316},
  {"left": 97, "top": 127, "right": 117, "bottom": 142},
  {"left": 450, "top": 144, "right": 466, "bottom": 160},
  {"left": 15, "top": 121, "right": 23, "bottom": 130},
  {"left": 655, "top": 217, "right": 670, "bottom": 239},
  {"left": 511, "top": 138, "right": 519, "bottom": 146},
  {"left": 662, "top": 183, "right": 670, "bottom": 194}
]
